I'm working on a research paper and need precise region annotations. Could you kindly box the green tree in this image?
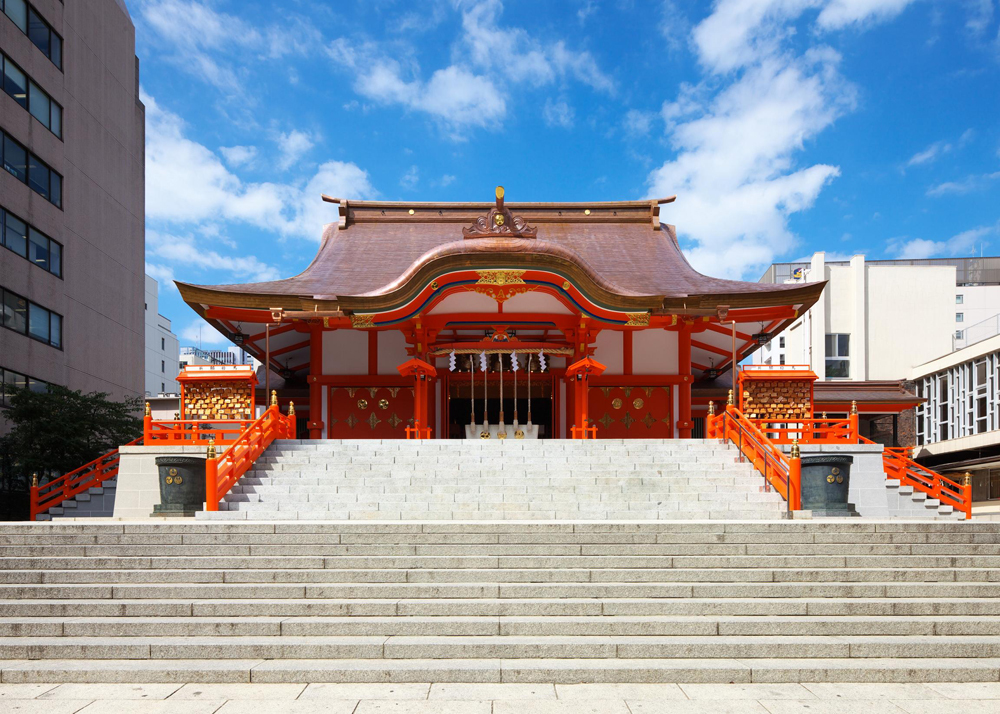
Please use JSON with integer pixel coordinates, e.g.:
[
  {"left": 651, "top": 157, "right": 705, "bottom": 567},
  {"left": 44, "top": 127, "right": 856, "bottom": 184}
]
[{"left": 0, "top": 385, "right": 142, "bottom": 492}]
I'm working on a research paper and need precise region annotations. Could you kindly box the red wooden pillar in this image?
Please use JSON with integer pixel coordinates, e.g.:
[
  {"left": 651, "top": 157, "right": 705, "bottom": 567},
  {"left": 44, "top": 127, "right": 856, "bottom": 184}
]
[
  {"left": 678, "top": 326, "right": 693, "bottom": 439},
  {"left": 398, "top": 358, "right": 438, "bottom": 438},
  {"left": 565, "top": 357, "right": 606, "bottom": 438},
  {"left": 307, "top": 326, "right": 324, "bottom": 439}
]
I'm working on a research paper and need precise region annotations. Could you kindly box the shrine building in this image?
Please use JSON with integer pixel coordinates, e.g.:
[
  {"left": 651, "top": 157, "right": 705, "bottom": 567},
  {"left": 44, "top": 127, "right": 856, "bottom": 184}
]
[{"left": 176, "top": 188, "right": 825, "bottom": 441}]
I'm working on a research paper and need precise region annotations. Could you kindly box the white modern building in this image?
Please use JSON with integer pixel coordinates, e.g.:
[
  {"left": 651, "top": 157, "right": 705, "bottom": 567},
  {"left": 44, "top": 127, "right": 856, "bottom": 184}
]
[
  {"left": 911, "top": 334, "right": 1000, "bottom": 508},
  {"left": 144, "top": 275, "right": 179, "bottom": 397},
  {"left": 757, "top": 254, "right": 1000, "bottom": 380}
]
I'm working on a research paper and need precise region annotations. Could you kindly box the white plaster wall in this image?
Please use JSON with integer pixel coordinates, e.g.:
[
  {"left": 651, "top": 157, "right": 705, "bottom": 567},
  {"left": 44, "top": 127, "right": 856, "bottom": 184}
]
[
  {"left": 503, "top": 292, "right": 573, "bottom": 314},
  {"left": 593, "top": 331, "right": 624, "bottom": 375},
  {"left": 322, "top": 330, "right": 367, "bottom": 375},
  {"left": 633, "top": 330, "right": 678, "bottom": 374},
  {"left": 867, "top": 266, "right": 954, "bottom": 379},
  {"left": 430, "top": 292, "right": 499, "bottom": 314},
  {"left": 825, "top": 266, "right": 854, "bottom": 335},
  {"left": 378, "top": 331, "right": 409, "bottom": 375}
]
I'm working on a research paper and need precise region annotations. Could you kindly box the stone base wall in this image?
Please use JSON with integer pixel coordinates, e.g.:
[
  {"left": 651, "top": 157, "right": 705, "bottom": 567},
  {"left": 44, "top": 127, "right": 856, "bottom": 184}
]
[{"left": 113, "top": 446, "right": 206, "bottom": 520}]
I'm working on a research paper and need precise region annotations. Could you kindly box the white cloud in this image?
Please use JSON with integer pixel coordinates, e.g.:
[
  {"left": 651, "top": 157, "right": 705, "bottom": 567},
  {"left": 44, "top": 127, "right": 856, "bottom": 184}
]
[
  {"left": 543, "top": 99, "right": 575, "bottom": 129},
  {"left": 180, "top": 319, "right": 232, "bottom": 346},
  {"left": 145, "top": 262, "right": 177, "bottom": 291},
  {"left": 692, "top": 0, "right": 919, "bottom": 73},
  {"left": 907, "top": 140, "right": 951, "bottom": 166},
  {"left": 965, "top": 0, "right": 994, "bottom": 34},
  {"left": 647, "top": 54, "right": 851, "bottom": 278},
  {"left": 219, "top": 145, "right": 257, "bottom": 167},
  {"left": 400, "top": 165, "right": 420, "bottom": 190},
  {"left": 328, "top": 42, "right": 505, "bottom": 133},
  {"left": 143, "top": 92, "right": 375, "bottom": 240},
  {"left": 276, "top": 130, "right": 315, "bottom": 171},
  {"left": 926, "top": 171, "right": 1000, "bottom": 196},
  {"left": 440, "top": 174, "right": 457, "bottom": 187},
  {"left": 623, "top": 109, "right": 655, "bottom": 137},
  {"left": 457, "top": 0, "right": 614, "bottom": 93},
  {"left": 139, "top": 0, "right": 322, "bottom": 95},
  {"left": 887, "top": 226, "right": 994, "bottom": 259},
  {"left": 148, "top": 230, "right": 282, "bottom": 282}
]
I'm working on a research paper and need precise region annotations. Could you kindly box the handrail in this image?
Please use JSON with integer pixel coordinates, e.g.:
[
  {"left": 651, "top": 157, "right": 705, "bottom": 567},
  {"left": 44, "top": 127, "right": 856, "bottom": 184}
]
[
  {"left": 860, "top": 436, "right": 972, "bottom": 519},
  {"left": 205, "top": 403, "right": 296, "bottom": 511},
  {"left": 708, "top": 405, "right": 801, "bottom": 510},
  {"left": 750, "top": 418, "right": 855, "bottom": 444},
  {"left": 145, "top": 419, "right": 254, "bottom": 446},
  {"left": 29, "top": 435, "right": 143, "bottom": 520},
  {"left": 404, "top": 419, "right": 433, "bottom": 440}
]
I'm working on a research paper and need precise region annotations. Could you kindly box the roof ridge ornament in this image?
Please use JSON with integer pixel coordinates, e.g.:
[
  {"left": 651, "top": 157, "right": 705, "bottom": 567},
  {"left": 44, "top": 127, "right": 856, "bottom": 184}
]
[{"left": 463, "top": 186, "right": 537, "bottom": 240}]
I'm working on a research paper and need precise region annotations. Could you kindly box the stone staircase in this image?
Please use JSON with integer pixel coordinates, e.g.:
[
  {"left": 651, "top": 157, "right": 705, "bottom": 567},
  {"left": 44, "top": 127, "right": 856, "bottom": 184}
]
[
  {"left": 205, "top": 440, "right": 789, "bottom": 521},
  {"left": 0, "top": 520, "right": 999, "bottom": 683},
  {"left": 35, "top": 478, "right": 118, "bottom": 522}
]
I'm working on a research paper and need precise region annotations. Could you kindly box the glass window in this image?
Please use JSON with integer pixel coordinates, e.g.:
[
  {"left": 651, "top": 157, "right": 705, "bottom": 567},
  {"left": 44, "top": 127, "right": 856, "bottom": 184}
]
[
  {"left": 28, "top": 302, "right": 49, "bottom": 342},
  {"left": 3, "top": 133, "right": 27, "bottom": 182},
  {"left": 956, "top": 330, "right": 964, "bottom": 340},
  {"left": 28, "top": 378, "right": 46, "bottom": 393},
  {"left": 2, "top": 289, "right": 27, "bottom": 333},
  {"left": 4, "top": 210, "right": 27, "bottom": 257},
  {"left": 49, "top": 239, "right": 60, "bottom": 276},
  {"left": 957, "top": 313, "right": 964, "bottom": 323},
  {"left": 825, "top": 333, "right": 850, "bottom": 378},
  {"left": 957, "top": 295, "right": 964, "bottom": 304},
  {"left": 2, "top": 56, "right": 27, "bottom": 109},
  {"left": 3, "top": 368, "right": 26, "bottom": 406},
  {"left": 27, "top": 8, "right": 50, "bottom": 57},
  {"left": 3, "top": 0, "right": 28, "bottom": 33},
  {"left": 49, "top": 170, "right": 60, "bottom": 207},
  {"left": 779, "top": 354, "right": 786, "bottom": 365},
  {"left": 50, "top": 101, "right": 61, "bottom": 137},
  {"left": 50, "top": 33, "right": 61, "bottom": 69},
  {"left": 28, "top": 81, "right": 50, "bottom": 128},
  {"left": 779, "top": 336, "right": 785, "bottom": 348},
  {"left": 49, "top": 311, "right": 60, "bottom": 348},
  {"left": 28, "top": 227, "right": 48, "bottom": 271},
  {"left": 27, "top": 153, "right": 49, "bottom": 200},
  {"left": 826, "top": 360, "right": 849, "bottom": 378},
  {"left": 161, "top": 360, "right": 165, "bottom": 373}
]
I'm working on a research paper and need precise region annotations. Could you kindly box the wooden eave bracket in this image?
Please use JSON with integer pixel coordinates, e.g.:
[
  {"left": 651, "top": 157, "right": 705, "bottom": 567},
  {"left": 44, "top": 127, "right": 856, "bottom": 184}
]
[{"left": 321, "top": 195, "right": 349, "bottom": 229}]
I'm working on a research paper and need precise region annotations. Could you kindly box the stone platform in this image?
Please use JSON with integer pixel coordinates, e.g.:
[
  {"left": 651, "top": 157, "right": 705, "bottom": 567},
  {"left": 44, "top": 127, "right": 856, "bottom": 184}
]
[{"left": 1, "top": 520, "right": 999, "bottom": 684}]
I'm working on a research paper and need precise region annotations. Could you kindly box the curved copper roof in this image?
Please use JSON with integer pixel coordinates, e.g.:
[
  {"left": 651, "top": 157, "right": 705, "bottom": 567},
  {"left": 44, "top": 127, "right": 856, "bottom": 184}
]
[{"left": 177, "top": 198, "right": 823, "bottom": 313}]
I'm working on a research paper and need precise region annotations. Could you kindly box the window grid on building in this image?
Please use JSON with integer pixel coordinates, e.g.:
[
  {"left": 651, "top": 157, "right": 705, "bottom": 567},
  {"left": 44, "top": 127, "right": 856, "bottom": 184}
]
[
  {"left": 1, "top": 127, "right": 62, "bottom": 207},
  {"left": 0, "top": 284, "right": 62, "bottom": 349},
  {"left": 916, "top": 350, "right": 1000, "bottom": 445},
  {"left": 1, "top": 205, "right": 62, "bottom": 277},
  {"left": 1, "top": 50, "right": 62, "bottom": 137},
  {"left": 0, "top": 364, "right": 51, "bottom": 407},
  {"left": 1, "top": 0, "right": 62, "bottom": 69}
]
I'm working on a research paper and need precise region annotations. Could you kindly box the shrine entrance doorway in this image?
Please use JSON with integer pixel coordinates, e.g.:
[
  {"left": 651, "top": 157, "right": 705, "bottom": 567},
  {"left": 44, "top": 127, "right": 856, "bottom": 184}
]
[{"left": 444, "top": 364, "right": 555, "bottom": 439}]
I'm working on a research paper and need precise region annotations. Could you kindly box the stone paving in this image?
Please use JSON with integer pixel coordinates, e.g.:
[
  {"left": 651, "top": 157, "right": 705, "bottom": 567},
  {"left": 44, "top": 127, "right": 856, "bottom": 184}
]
[{"left": 2, "top": 682, "right": 1000, "bottom": 713}]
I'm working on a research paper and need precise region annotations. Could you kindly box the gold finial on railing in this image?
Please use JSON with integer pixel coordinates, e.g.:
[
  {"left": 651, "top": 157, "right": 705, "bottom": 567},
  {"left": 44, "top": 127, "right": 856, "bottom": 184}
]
[
  {"left": 851, "top": 400, "right": 858, "bottom": 415},
  {"left": 708, "top": 401, "right": 715, "bottom": 416},
  {"left": 270, "top": 390, "right": 278, "bottom": 407},
  {"left": 32, "top": 473, "right": 38, "bottom": 488},
  {"left": 207, "top": 435, "right": 216, "bottom": 459},
  {"left": 964, "top": 472, "right": 973, "bottom": 487},
  {"left": 790, "top": 438, "right": 800, "bottom": 459},
  {"left": 174, "top": 412, "right": 179, "bottom": 420},
  {"left": 821, "top": 412, "right": 827, "bottom": 419},
  {"left": 145, "top": 402, "right": 151, "bottom": 417},
  {"left": 727, "top": 389, "right": 734, "bottom": 406},
  {"left": 288, "top": 401, "right": 295, "bottom": 416}
]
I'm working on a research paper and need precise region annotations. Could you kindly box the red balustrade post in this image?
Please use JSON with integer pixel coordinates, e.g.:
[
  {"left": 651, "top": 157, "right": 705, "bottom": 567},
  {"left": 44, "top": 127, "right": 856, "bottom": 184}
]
[
  {"left": 963, "top": 473, "right": 973, "bottom": 519},
  {"left": 849, "top": 400, "right": 859, "bottom": 442},
  {"left": 287, "top": 402, "right": 297, "bottom": 439},
  {"left": 788, "top": 439, "right": 802, "bottom": 511},
  {"left": 143, "top": 402, "right": 152, "bottom": 443},
  {"left": 205, "top": 437, "right": 219, "bottom": 512}
]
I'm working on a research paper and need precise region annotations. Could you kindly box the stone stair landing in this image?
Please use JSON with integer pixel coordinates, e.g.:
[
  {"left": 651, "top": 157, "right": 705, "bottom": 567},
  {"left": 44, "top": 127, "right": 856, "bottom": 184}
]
[
  {"left": 202, "top": 439, "right": 787, "bottom": 521},
  {"left": 0, "top": 521, "right": 998, "bottom": 683}
]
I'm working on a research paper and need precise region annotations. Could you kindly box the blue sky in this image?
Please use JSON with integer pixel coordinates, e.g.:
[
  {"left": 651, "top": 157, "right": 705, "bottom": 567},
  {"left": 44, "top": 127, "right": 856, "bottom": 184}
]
[{"left": 134, "top": 0, "right": 1000, "bottom": 347}]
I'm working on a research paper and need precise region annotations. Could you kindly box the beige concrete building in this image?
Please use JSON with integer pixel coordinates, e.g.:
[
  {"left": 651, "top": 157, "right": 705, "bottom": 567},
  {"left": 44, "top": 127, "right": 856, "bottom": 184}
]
[{"left": 1, "top": 0, "right": 144, "bottom": 413}]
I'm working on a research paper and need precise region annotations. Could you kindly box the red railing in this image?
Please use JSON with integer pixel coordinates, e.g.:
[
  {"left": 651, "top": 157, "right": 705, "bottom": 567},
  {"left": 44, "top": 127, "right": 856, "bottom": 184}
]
[
  {"left": 205, "top": 404, "right": 296, "bottom": 511},
  {"left": 861, "top": 436, "right": 971, "bottom": 519},
  {"left": 404, "top": 420, "right": 433, "bottom": 439},
  {"left": 707, "top": 405, "right": 801, "bottom": 511},
  {"left": 144, "top": 418, "right": 254, "bottom": 446},
  {"left": 29, "top": 435, "right": 143, "bottom": 520},
  {"left": 750, "top": 415, "right": 857, "bottom": 444}
]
